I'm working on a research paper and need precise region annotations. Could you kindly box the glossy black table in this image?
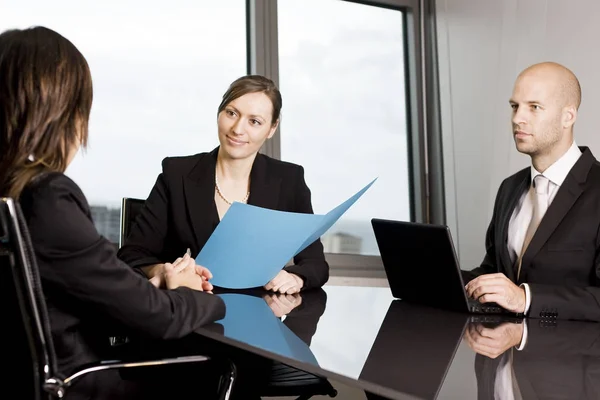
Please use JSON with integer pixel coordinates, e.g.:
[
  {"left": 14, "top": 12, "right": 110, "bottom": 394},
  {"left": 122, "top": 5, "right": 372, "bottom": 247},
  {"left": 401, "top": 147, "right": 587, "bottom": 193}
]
[{"left": 194, "top": 285, "right": 600, "bottom": 399}]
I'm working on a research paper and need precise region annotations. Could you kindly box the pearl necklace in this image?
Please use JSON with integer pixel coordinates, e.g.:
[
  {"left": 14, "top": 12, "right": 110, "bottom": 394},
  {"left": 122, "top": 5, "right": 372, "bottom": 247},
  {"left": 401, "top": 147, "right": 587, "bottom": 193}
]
[{"left": 215, "top": 173, "right": 250, "bottom": 205}]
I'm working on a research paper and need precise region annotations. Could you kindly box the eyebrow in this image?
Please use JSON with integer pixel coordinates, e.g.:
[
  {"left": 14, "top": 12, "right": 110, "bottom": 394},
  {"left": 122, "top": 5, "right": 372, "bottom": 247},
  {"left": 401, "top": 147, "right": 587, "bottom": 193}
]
[
  {"left": 248, "top": 114, "right": 266, "bottom": 121},
  {"left": 509, "top": 99, "right": 544, "bottom": 105},
  {"left": 226, "top": 105, "right": 266, "bottom": 121}
]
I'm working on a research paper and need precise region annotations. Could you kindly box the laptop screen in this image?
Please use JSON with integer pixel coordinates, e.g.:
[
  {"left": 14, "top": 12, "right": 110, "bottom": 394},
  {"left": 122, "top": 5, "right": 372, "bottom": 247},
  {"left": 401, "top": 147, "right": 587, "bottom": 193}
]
[{"left": 371, "top": 219, "right": 470, "bottom": 313}]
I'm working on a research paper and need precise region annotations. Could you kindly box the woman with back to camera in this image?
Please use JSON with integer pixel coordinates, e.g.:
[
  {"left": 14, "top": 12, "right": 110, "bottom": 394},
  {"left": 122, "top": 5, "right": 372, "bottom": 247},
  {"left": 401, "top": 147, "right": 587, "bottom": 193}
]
[
  {"left": 0, "top": 26, "right": 225, "bottom": 399},
  {"left": 118, "top": 75, "right": 329, "bottom": 293}
]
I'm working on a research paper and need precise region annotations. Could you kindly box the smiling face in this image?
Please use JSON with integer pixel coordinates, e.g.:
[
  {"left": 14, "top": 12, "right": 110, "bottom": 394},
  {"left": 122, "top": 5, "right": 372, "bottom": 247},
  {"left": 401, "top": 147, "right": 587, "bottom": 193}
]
[{"left": 217, "top": 91, "right": 279, "bottom": 161}]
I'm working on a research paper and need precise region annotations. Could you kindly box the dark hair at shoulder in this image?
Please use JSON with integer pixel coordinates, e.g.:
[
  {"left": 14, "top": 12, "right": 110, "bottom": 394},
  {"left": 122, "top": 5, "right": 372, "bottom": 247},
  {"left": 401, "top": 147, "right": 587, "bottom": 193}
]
[{"left": 0, "top": 26, "right": 93, "bottom": 198}]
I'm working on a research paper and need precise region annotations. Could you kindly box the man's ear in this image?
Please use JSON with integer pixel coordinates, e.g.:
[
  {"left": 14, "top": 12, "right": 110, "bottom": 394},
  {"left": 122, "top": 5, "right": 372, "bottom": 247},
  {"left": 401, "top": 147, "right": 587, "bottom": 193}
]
[{"left": 563, "top": 105, "right": 577, "bottom": 129}]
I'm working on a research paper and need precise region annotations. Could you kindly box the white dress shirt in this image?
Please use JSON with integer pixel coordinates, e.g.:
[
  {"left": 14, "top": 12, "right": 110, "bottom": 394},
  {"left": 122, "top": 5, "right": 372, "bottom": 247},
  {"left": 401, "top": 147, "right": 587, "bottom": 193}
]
[
  {"left": 494, "top": 348, "right": 524, "bottom": 400},
  {"left": 494, "top": 142, "right": 579, "bottom": 399},
  {"left": 507, "top": 141, "right": 582, "bottom": 316},
  {"left": 492, "top": 143, "right": 581, "bottom": 399}
]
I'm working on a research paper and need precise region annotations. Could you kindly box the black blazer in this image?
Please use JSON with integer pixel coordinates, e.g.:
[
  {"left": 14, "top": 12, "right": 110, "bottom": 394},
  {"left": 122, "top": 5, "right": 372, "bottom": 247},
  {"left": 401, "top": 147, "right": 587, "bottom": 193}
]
[
  {"left": 117, "top": 147, "right": 329, "bottom": 290},
  {"left": 19, "top": 173, "right": 225, "bottom": 375},
  {"left": 466, "top": 147, "right": 600, "bottom": 321}
]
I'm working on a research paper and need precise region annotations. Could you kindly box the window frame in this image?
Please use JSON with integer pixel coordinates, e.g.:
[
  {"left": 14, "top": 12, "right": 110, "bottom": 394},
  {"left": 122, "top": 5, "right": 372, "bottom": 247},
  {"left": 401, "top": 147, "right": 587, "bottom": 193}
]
[{"left": 247, "top": 0, "right": 443, "bottom": 277}]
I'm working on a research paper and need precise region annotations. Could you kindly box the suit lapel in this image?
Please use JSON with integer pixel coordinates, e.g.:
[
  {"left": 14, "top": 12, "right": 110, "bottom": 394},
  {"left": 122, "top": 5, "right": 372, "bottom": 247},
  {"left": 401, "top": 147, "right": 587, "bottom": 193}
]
[
  {"left": 184, "top": 148, "right": 220, "bottom": 251},
  {"left": 248, "top": 154, "right": 281, "bottom": 210},
  {"left": 183, "top": 150, "right": 282, "bottom": 250},
  {"left": 520, "top": 148, "right": 594, "bottom": 275},
  {"left": 499, "top": 171, "right": 530, "bottom": 280}
]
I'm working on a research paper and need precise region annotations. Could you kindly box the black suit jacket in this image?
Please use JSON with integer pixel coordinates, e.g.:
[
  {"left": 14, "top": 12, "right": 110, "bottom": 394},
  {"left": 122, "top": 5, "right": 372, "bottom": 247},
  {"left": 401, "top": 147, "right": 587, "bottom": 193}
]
[
  {"left": 117, "top": 147, "right": 329, "bottom": 290},
  {"left": 475, "top": 320, "right": 600, "bottom": 400},
  {"left": 19, "top": 173, "right": 225, "bottom": 375},
  {"left": 466, "top": 147, "right": 600, "bottom": 321}
]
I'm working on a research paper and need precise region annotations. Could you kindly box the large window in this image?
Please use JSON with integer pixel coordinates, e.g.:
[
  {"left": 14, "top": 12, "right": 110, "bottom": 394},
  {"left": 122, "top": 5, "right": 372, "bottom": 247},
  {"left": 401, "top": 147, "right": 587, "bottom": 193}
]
[
  {"left": 278, "top": 0, "right": 411, "bottom": 256},
  {"left": 1, "top": 1, "right": 247, "bottom": 242},
  {"left": 3, "top": 0, "right": 430, "bottom": 274}
]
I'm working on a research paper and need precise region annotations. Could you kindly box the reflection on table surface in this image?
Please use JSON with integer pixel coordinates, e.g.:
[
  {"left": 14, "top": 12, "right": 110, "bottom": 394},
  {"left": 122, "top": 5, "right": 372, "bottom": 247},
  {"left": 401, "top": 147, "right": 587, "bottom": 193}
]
[{"left": 194, "top": 285, "right": 600, "bottom": 400}]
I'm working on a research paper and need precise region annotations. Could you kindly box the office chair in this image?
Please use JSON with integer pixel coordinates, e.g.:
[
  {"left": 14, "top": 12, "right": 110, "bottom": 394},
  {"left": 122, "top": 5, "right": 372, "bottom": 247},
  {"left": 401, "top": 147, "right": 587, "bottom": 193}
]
[
  {"left": 112, "top": 196, "right": 146, "bottom": 347},
  {"left": 119, "top": 197, "right": 145, "bottom": 247},
  {"left": 0, "top": 197, "right": 235, "bottom": 399}
]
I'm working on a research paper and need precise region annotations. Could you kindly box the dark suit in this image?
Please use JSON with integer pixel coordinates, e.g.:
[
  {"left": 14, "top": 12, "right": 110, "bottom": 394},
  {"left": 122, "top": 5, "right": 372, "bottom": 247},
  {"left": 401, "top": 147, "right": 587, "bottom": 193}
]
[
  {"left": 117, "top": 147, "right": 329, "bottom": 290},
  {"left": 475, "top": 320, "right": 600, "bottom": 400},
  {"left": 19, "top": 172, "right": 225, "bottom": 376},
  {"left": 465, "top": 147, "right": 600, "bottom": 321}
]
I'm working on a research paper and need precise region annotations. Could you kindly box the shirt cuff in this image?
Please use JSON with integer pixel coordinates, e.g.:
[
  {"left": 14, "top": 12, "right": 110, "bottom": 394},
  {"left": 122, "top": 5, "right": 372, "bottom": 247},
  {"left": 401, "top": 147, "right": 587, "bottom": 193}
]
[
  {"left": 516, "top": 318, "right": 528, "bottom": 351},
  {"left": 515, "top": 283, "right": 530, "bottom": 351},
  {"left": 520, "top": 283, "right": 532, "bottom": 314}
]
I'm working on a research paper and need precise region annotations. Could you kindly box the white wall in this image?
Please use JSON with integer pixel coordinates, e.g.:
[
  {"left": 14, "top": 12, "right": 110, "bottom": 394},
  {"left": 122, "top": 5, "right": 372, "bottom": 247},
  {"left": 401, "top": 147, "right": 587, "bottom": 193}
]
[{"left": 436, "top": 0, "right": 600, "bottom": 269}]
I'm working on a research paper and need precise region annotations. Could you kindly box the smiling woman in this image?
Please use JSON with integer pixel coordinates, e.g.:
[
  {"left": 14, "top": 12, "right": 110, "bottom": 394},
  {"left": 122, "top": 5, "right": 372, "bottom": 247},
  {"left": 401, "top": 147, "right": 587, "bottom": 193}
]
[
  {"left": 215, "top": 75, "right": 281, "bottom": 198},
  {"left": 117, "top": 75, "right": 330, "bottom": 294}
]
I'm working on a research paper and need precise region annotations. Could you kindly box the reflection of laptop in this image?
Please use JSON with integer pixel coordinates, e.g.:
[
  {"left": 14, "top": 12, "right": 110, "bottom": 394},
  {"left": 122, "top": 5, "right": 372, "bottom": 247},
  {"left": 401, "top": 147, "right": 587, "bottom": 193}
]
[
  {"left": 371, "top": 218, "right": 509, "bottom": 314},
  {"left": 360, "top": 300, "right": 468, "bottom": 400}
]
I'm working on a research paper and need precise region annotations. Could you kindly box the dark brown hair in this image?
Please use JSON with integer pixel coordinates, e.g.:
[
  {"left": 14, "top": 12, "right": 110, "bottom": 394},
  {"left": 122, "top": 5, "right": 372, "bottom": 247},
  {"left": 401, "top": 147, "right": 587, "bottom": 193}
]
[
  {"left": 217, "top": 75, "right": 282, "bottom": 125},
  {"left": 0, "top": 26, "right": 93, "bottom": 199}
]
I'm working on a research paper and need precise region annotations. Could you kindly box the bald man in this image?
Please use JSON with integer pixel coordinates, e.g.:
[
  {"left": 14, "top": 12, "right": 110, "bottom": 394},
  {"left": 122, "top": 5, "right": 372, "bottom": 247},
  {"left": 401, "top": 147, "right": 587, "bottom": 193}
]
[{"left": 463, "top": 62, "right": 600, "bottom": 322}]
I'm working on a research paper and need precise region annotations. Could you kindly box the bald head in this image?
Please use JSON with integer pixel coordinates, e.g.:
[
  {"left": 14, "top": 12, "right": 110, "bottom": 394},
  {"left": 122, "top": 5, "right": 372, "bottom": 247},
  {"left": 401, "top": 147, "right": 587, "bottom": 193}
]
[
  {"left": 510, "top": 62, "right": 580, "bottom": 169},
  {"left": 516, "top": 62, "right": 581, "bottom": 109}
]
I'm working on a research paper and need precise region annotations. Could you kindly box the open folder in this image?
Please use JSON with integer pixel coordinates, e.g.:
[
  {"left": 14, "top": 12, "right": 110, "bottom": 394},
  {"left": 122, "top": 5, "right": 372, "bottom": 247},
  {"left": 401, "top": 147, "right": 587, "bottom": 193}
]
[{"left": 196, "top": 178, "right": 376, "bottom": 289}]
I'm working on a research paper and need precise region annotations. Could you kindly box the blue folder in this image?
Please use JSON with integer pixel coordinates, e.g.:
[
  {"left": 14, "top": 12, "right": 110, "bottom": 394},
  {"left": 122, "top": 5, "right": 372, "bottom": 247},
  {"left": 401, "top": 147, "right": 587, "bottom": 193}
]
[
  {"left": 216, "top": 293, "right": 319, "bottom": 366},
  {"left": 196, "top": 179, "right": 376, "bottom": 289}
]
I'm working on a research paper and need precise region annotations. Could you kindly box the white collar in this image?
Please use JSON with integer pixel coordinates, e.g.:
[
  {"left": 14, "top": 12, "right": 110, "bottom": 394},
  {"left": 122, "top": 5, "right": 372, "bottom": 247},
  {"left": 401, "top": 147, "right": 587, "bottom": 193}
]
[{"left": 530, "top": 141, "right": 582, "bottom": 186}]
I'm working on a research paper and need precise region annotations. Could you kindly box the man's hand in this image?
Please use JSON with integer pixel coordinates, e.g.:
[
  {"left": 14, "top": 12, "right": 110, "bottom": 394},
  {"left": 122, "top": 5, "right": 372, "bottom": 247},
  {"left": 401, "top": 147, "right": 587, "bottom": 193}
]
[
  {"left": 264, "top": 270, "right": 304, "bottom": 294},
  {"left": 264, "top": 293, "right": 303, "bottom": 318},
  {"left": 465, "top": 273, "right": 526, "bottom": 313},
  {"left": 464, "top": 322, "right": 525, "bottom": 359}
]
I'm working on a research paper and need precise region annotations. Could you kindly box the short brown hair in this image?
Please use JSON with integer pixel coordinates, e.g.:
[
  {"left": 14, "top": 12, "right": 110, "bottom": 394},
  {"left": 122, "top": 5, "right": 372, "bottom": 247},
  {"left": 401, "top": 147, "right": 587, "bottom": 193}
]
[
  {"left": 0, "top": 26, "right": 93, "bottom": 198},
  {"left": 217, "top": 75, "right": 282, "bottom": 125}
]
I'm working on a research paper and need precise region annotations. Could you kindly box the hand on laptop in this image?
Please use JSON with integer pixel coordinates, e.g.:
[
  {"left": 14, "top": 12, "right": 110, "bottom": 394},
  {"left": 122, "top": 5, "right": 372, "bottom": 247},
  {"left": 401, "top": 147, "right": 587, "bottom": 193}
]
[
  {"left": 464, "top": 321, "right": 524, "bottom": 359},
  {"left": 465, "top": 273, "right": 526, "bottom": 313}
]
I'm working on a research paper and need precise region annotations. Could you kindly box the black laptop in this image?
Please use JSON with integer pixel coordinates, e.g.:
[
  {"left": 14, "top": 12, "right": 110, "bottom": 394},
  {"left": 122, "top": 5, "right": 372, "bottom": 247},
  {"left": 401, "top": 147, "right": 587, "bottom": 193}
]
[{"left": 371, "top": 218, "right": 512, "bottom": 315}]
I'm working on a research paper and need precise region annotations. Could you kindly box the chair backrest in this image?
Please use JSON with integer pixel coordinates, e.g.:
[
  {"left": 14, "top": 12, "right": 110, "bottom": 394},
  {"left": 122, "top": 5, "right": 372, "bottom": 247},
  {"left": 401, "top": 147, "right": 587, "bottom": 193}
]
[
  {"left": 0, "top": 198, "right": 59, "bottom": 400},
  {"left": 119, "top": 197, "right": 145, "bottom": 248}
]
